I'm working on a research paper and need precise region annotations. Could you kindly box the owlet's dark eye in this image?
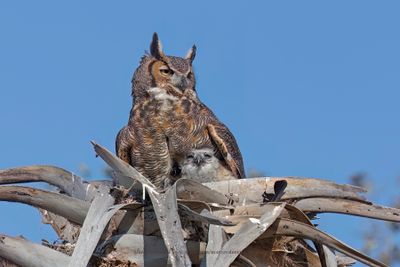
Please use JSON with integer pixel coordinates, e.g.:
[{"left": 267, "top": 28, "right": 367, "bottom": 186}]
[
  {"left": 187, "top": 71, "right": 193, "bottom": 79},
  {"left": 160, "top": 67, "right": 173, "bottom": 76}
]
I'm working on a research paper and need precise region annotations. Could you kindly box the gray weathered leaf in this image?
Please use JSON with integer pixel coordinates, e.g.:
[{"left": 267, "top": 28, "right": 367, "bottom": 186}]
[
  {"left": 207, "top": 203, "right": 286, "bottom": 267},
  {"left": 179, "top": 204, "right": 233, "bottom": 226},
  {"left": 205, "top": 177, "right": 367, "bottom": 205},
  {"left": 294, "top": 197, "right": 400, "bottom": 222},
  {"left": 336, "top": 254, "right": 357, "bottom": 266},
  {"left": 91, "top": 141, "right": 155, "bottom": 189},
  {"left": 147, "top": 186, "right": 192, "bottom": 267},
  {"left": 96, "top": 234, "right": 204, "bottom": 266},
  {"left": 323, "top": 245, "right": 338, "bottom": 267},
  {"left": 68, "top": 185, "right": 115, "bottom": 267},
  {"left": 203, "top": 225, "right": 227, "bottom": 266},
  {"left": 0, "top": 165, "right": 91, "bottom": 200},
  {"left": 262, "top": 218, "right": 387, "bottom": 267},
  {"left": 0, "top": 185, "right": 89, "bottom": 224},
  {"left": 0, "top": 234, "right": 70, "bottom": 267},
  {"left": 175, "top": 178, "right": 231, "bottom": 207}
]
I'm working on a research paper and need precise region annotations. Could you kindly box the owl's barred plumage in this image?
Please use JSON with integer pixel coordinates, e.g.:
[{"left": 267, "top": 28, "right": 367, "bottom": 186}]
[{"left": 116, "top": 33, "right": 245, "bottom": 188}]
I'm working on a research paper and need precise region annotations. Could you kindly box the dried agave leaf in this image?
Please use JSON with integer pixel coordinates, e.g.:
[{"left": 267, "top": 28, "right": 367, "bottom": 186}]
[
  {"left": 206, "top": 203, "right": 286, "bottom": 267},
  {"left": 322, "top": 246, "right": 338, "bottom": 267},
  {"left": 106, "top": 198, "right": 225, "bottom": 241},
  {"left": 1, "top": 141, "right": 398, "bottom": 267},
  {"left": 215, "top": 196, "right": 400, "bottom": 224},
  {"left": 91, "top": 141, "right": 155, "bottom": 189},
  {"left": 147, "top": 187, "right": 192, "bottom": 267},
  {"left": 205, "top": 177, "right": 367, "bottom": 205},
  {"left": 217, "top": 203, "right": 381, "bottom": 267},
  {"left": 177, "top": 199, "right": 212, "bottom": 213},
  {"left": 262, "top": 218, "right": 387, "bottom": 267},
  {"left": 68, "top": 185, "right": 115, "bottom": 267},
  {"left": 96, "top": 234, "right": 204, "bottom": 267},
  {"left": 282, "top": 204, "right": 332, "bottom": 267},
  {"left": 204, "top": 225, "right": 228, "bottom": 266},
  {"left": 114, "top": 200, "right": 224, "bottom": 239},
  {"left": 224, "top": 215, "right": 385, "bottom": 266},
  {"left": 178, "top": 204, "right": 233, "bottom": 226},
  {"left": 0, "top": 165, "right": 92, "bottom": 200},
  {"left": 175, "top": 178, "right": 231, "bottom": 207},
  {"left": 294, "top": 197, "right": 400, "bottom": 222},
  {"left": 92, "top": 142, "right": 192, "bottom": 266},
  {"left": 0, "top": 185, "right": 89, "bottom": 224},
  {"left": 112, "top": 205, "right": 158, "bottom": 236},
  {"left": 0, "top": 234, "right": 70, "bottom": 267},
  {"left": 239, "top": 238, "right": 319, "bottom": 267},
  {"left": 214, "top": 202, "right": 309, "bottom": 232},
  {"left": 336, "top": 254, "right": 356, "bottom": 266},
  {"left": 93, "top": 142, "right": 237, "bottom": 266}
]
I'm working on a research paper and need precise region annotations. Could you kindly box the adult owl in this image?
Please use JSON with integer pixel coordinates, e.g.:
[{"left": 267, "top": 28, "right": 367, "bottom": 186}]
[{"left": 116, "top": 33, "right": 245, "bottom": 188}]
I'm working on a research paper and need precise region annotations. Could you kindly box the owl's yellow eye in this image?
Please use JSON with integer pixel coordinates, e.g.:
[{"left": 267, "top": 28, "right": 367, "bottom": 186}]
[{"left": 159, "top": 67, "right": 173, "bottom": 76}]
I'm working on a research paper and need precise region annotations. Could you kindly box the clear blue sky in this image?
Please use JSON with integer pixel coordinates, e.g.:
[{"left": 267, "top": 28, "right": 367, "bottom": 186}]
[{"left": 0, "top": 1, "right": 399, "bottom": 265}]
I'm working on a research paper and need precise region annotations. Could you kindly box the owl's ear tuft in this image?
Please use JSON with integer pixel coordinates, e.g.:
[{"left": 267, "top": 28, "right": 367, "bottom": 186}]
[
  {"left": 150, "top": 32, "right": 165, "bottom": 60},
  {"left": 185, "top": 45, "right": 196, "bottom": 63}
]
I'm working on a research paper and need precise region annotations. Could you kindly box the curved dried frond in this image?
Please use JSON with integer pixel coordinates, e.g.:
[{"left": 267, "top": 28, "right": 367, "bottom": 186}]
[
  {"left": 0, "top": 234, "right": 70, "bottom": 267},
  {"left": 95, "top": 234, "right": 204, "bottom": 266},
  {"left": 68, "top": 185, "right": 115, "bottom": 267},
  {"left": 259, "top": 218, "right": 387, "bottom": 267},
  {"left": 205, "top": 177, "right": 368, "bottom": 205},
  {"left": 0, "top": 165, "right": 91, "bottom": 200},
  {"left": 0, "top": 185, "right": 89, "bottom": 224},
  {"left": 91, "top": 141, "right": 155, "bottom": 189},
  {"left": 294, "top": 197, "right": 400, "bottom": 222},
  {"left": 175, "top": 178, "right": 231, "bottom": 207},
  {"left": 206, "top": 203, "right": 286, "bottom": 267}
]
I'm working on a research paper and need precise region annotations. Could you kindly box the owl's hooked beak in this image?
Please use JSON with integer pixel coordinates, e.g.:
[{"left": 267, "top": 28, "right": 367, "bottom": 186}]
[
  {"left": 187, "top": 153, "right": 204, "bottom": 166},
  {"left": 194, "top": 155, "right": 203, "bottom": 166},
  {"left": 171, "top": 73, "right": 188, "bottom": 91}
]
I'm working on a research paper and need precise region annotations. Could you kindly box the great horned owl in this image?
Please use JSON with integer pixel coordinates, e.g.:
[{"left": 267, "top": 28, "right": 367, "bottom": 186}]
[{"left": 116, "top": 33, "right": 245, "bottom": 188}]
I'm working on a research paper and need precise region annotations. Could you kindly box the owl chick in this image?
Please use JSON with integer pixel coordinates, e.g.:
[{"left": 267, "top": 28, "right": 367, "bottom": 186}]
[
  {"left": 180, "top": 148, "right": 236, "bottom": 183},
  {"left": 116, "top": 33, "right": 245, "bottom": 189}
]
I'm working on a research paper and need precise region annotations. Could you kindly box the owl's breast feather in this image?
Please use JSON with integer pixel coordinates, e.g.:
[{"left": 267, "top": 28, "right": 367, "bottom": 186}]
[
  {"left": 148, "top": 87, "right": 179, "bottom": 112},
  {"left": 139, "top": 90, "right": 213, "bottom": 153}
]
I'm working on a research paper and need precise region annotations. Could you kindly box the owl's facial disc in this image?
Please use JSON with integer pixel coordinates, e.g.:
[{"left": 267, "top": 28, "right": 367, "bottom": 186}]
[
  {"left": 170, "top": 72, "right": 188, "bottom": 90},
  {"left": 186, "top": 149, "right": 215, "bottom": 166},
  {"left": 156, "top": 63, "right": 188, "bottom": 91}
]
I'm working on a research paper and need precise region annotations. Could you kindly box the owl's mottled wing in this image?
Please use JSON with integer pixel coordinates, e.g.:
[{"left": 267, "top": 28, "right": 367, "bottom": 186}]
[
  {"left": 115, "top": 125, "right": 132, "bottom": 165},
  {"left": 207, "top": 122, "right": 245, "bottom": 179}
]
